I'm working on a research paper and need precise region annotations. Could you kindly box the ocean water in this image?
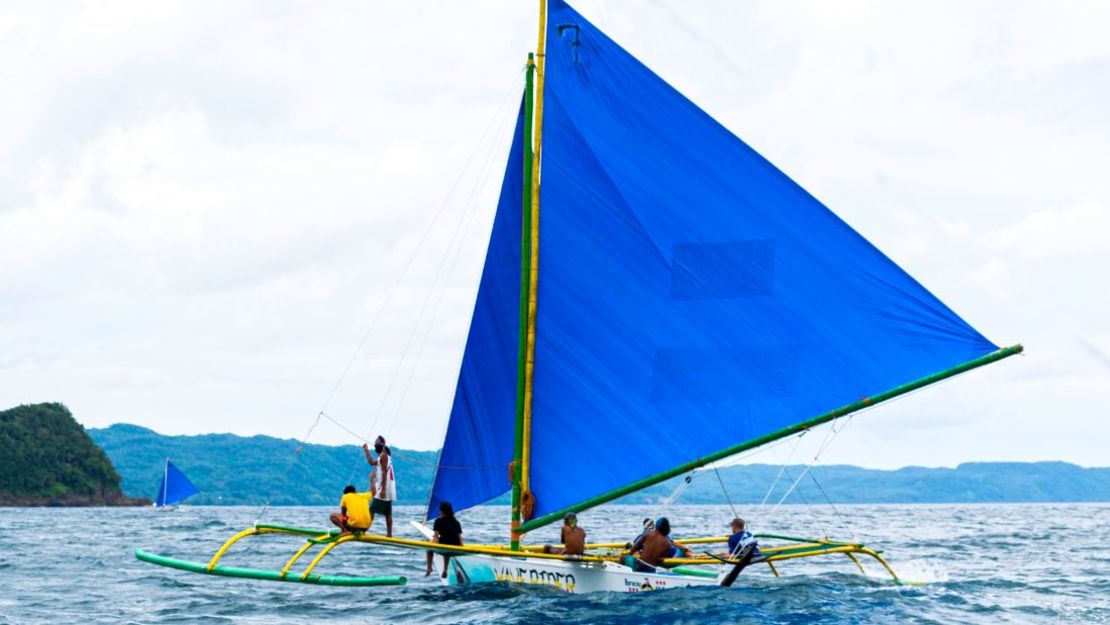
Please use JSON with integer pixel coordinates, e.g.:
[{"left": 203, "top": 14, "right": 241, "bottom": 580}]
[{"left": 1, "top": 503, "right": 1107, "bottom": 624}]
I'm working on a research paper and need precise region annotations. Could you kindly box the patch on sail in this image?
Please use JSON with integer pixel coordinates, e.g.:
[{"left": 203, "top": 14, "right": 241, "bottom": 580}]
[
  {"left": 649, "top": 346, "right": 800, "bottom": 405},
  {"left": 670, "top": 240, "right": 775, "bottom": 300}
]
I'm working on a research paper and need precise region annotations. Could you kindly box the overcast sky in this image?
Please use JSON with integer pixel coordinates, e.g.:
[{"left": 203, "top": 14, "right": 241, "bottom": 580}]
[{"left": 2, "top": 1, "right": 1107, "bottom": 469}]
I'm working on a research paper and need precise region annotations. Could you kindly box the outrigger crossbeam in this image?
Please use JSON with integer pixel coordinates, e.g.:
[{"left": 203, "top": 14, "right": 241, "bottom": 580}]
[
  {"left": 135, "top": 524, "right": 407, "bottom": 587},
  {"left": 135, "top": 523, "right": 911, "bottom": 587}
]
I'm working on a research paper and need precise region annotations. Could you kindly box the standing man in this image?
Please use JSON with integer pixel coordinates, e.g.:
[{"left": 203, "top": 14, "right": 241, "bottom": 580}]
[{"left": 363, "top": 435, "right": 396, "bottom": 537}]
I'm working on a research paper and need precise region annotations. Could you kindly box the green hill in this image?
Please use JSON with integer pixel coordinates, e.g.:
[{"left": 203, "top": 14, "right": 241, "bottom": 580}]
[
  {"left": 634, "top": 461, "right": 1110, "bottom": 505},
  {"left": 88, "top": 422, "right": 1110, "bottom": 506},
  {"left": 0, "top": 403, "right": 144, "bottom": 506},
  {"left": 88, "top": 424, "right": 438, "bottom": 506}
]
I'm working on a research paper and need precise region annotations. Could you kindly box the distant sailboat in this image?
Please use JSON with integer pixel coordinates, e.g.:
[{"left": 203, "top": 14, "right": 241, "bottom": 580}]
[{"left": 154, "top": 458, "right": 199, "bottom": 508}]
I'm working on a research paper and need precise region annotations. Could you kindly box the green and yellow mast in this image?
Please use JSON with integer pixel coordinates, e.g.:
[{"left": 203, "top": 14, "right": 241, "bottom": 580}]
[{"left": 511, "top": 0, "right": 547, "bottom": 551}]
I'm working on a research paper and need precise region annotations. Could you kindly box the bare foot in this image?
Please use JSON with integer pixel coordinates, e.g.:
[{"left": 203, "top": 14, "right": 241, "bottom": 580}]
[
  {"left": 425, "top": 569, "right": 433, "bottom": 576},
  {"left": 441, "top": 572, "right": 447, "bottom": 579}
]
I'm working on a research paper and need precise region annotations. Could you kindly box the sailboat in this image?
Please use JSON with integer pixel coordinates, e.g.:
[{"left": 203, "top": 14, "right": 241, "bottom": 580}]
[
  {"left": 135, "top": 0, "right": 1021, "bottom": 591},
  {"left": 154, "top": 458, "right": 199, "bottom": 509}
]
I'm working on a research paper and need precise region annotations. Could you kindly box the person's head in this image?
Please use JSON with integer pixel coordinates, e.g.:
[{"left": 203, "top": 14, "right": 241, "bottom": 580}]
[
  {"left": 374, "top": 435, "right": 386, "bottom": 454},
  {"left": 642, "top": 518, "right": 655, "bottom": 531},
  {"left": 343, "top": 485, "right": 356, "bottom": 494},
  {"left": 564, "top": 511, "right": 577, "bottom": 527},
  {"left": 439, "top": 501, "right": 454, "bottom": 518},
  {"left": 655, "top": 517, "right": 670, "bottom": 536},
  {"left": 730, "top": 517, "right": 746, "bottom": 532}
]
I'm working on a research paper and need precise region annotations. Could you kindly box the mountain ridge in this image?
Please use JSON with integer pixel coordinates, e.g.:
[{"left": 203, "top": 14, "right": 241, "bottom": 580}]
[{"left": 87, "top": 423, "right": 1110, "bottom": 506}]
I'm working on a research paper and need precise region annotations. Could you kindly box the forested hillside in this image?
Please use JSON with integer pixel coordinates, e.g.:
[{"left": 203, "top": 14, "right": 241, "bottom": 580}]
[
  {"left": 89, "top": 424, "right": 438, "bottom": 506},
  {"left": 0, "top": 403, "right": 143, "bottom": 505},
  {"left": 88, "top": 422, "right": 1110, "bottom": 506},
  {"left": 636, "top": 461, "right": 1110, "bottom": 505}
]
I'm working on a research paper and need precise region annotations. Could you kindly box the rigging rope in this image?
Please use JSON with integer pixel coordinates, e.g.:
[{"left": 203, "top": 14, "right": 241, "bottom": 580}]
[
  {"left": 254, "top": 412, "right": 325, "bottom": 523},
  {"left": 380, "top": 82, "right": 519, "bottom": 444},
  {"left": 341, "top": 66, "right": 524, "bottom": 486},
  {"left": 351, "top": 65, "right": 527, "bottom": 448},
  {"left": 253, "top": 67, "right": 527, "bottom": 520},
  {"left": 713, "top": 465, "right": 739, "bottom": 521}
]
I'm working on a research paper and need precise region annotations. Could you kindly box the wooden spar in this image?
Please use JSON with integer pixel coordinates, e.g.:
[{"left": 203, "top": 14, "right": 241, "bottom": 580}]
[
  {"left": 517, "top": 344, "right": 1024, "bottom": 534},
  {"left": 511, "top": 53, "right": 537, "bottom": 551},
  {"left": 517, "top": 0, "right": 547, "bottom": 541}
]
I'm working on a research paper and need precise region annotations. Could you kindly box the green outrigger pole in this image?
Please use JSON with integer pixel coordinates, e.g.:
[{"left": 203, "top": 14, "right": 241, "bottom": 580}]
[
  {"left": 134, "top": 549, "right": 406, "bottom": 587},
  {"left": 517, "top": 343, "right": 1024, "bottom": 534},
  {"left": 510, "top": 53, "right": 537, "bottom": 551}
]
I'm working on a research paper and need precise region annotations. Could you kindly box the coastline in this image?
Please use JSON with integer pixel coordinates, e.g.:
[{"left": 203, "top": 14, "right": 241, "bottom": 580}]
[{"left": 0, "top": 493, "right": 151, "bottom": 507}]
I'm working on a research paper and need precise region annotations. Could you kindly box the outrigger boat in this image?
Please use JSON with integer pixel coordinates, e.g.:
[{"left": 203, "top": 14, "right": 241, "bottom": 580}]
[
  {"left": 153, "top": 458, "right": 199, "bottom": 509},
  {"left": 136, "top": 0, "right": 1021, "bottom": 592}
]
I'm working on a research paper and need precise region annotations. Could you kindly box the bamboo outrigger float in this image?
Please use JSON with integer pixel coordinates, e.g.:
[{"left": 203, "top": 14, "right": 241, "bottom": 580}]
[
  {"left": 136, "top": 0, "right": 1021, "bottom": 594},
  {"left": 135, "top": 522, "right": 910, "bottom": 591}
]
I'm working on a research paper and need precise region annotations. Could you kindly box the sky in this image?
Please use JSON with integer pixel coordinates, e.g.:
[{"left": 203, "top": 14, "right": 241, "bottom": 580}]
[{"left": 2, "top": 1, "right": 1107, "bottom": 469}]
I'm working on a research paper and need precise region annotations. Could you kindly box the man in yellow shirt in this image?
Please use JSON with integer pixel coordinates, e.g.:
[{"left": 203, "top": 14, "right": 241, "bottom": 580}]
[{"left": 330, "top": 485, "right": 372, "bottom": 534}]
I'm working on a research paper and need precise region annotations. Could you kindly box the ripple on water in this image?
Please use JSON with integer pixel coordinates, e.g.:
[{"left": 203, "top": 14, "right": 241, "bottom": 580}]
[{"left": 1, "top": 504, "right": 1109, "bottom": 624}]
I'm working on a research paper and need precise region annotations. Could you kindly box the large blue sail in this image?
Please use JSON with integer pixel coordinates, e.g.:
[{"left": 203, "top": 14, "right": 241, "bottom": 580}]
[
  {"left": 525, "top": 0, "right": 999, "bottom": 519},
  {"left": 155, "top": 460, "right": 199, "bottom": 507},
  {"left": 425, "top": 102, "right": 526, "bottom": 519}
]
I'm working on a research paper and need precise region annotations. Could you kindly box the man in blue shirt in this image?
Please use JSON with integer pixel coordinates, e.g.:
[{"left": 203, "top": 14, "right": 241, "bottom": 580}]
[{"left": 723, "top": 517, "right": 761, "bottom": 559}]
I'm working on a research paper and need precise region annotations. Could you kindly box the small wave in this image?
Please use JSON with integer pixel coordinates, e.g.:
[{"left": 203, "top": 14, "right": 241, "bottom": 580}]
[{"left": 884, "top": 558, "right": 950, "bottom": 584}]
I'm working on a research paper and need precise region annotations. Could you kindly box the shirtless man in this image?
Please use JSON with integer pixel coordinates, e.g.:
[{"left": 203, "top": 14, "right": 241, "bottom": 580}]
[
  {"left": 543, "top": 512, "right": 586, "bottom": 555},
  {"left": 630, "top": 517, "right": 692, "bottom": 572}
]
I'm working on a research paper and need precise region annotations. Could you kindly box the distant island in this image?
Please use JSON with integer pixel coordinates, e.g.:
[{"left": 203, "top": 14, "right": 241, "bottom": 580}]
[
  {"left": 89, "top": 423, "right": 438, "bottom": 505},
  {"left": 0, "top": 404, "right": 147, "bottom": 506},
  {"left": 88, "top": 422, "right": 1110, "bottom": 507}
]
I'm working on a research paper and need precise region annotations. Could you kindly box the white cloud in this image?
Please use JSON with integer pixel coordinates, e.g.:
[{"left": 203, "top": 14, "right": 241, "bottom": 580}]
[
  {"left": 987, "top": 202, "right": 1109, "bottom": 261},
  {"left": 1, "top": 1, "right": 1107, "bottom": 470}
]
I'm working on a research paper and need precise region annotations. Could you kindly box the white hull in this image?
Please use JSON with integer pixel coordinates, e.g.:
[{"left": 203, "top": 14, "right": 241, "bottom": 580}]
[
  {"left": 413, "top": 521, "right": 722, "bottom": 594},
  {"left": 440, "top": 553, "right": 720, "bottom": 594}
]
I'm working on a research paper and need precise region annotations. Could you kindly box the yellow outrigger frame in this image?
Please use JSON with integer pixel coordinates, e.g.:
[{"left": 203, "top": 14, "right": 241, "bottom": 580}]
[{"left": 136, "top": 523, "right": 912, "bottom": 587}]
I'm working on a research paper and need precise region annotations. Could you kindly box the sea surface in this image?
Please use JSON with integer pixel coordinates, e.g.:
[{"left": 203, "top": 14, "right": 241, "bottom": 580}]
[{"left": 1, "top": 503, "right": 1107, "bottom": 624}]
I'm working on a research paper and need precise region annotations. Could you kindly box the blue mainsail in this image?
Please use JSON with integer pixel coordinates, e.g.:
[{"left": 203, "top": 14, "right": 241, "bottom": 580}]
[
  {"left": 429, "top": 0, "right": 999, "bottom": 522},
  {"left": 425, "top": 102, "right": 525, "bottom": 519},
  {"left": 155, "top": 459, "right": 199, "bottom": 507}
]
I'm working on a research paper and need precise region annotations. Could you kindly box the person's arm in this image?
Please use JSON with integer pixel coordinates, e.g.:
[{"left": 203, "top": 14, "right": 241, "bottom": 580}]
[
  {"left": 629, "top": 534, "right": 645, "bottom": 553},
  {"left": 458, "top": 530, "right": 464, "bottom": 547},
  {"left": 673, "top": 540, "right": 692, "bottom": 557},
  {"left": 362, "top": 443, "right": 374, "bottom": 465},
  {"left": 432, "top": 530, "right": 441, "bottom": 545}
]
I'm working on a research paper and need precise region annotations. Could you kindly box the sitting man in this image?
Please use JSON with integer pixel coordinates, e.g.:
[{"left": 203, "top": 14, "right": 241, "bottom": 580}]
[
  {"left": 629, "top": 517, "right": 692, "bottom": 572},
  {"left": 329, "top": 485, "right": 372, "bottom": 535},
  {"left": 720, "top": 517, "right": 761, "bottom": 559},
  {"left": 543, "top": 512, "right": 587, "bottom": 556}
]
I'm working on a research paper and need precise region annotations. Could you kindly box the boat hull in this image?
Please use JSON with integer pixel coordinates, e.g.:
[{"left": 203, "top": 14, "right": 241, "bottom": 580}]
[{"left": 441, "top": 553, "right": 719, "bottom": 594}]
